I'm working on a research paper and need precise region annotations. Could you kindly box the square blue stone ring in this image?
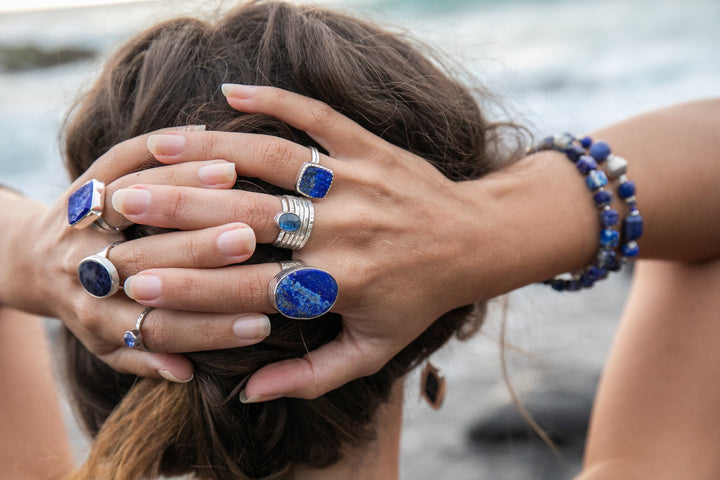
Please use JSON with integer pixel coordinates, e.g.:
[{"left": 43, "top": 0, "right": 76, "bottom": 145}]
[
  {"left": 269, "top": 261, "right": 338, "bottom": 320},
  {"left": 77, "top": 241, "right": 123, "bottom": 298},
  {"left": 295, "top": 146, "right": 334, "bottom": 199}
]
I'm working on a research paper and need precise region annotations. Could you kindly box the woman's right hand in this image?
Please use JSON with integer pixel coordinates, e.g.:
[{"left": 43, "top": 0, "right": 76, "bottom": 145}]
[{"left": 0, "top": 129, "right": 272, "bottom": 382}]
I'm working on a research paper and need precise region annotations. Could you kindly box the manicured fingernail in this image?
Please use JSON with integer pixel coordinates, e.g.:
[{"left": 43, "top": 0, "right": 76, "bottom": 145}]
[
  {"left": 239, "top": 389, "right": 284, "bottom": 404},
  {"left": 232, "top": 314, "right": 271, "bottom": 339},
  {"left": 221, "top": 83, "right": 257, "bottom": 99},
  {"left": 158, "top": 370, "right": 194, "bottom": 383},
  {"left": 198, "top": 161, "right": 236, "bottom": 186},
  {"left": 217, "top": 227, "right": 255, "bottom": 257},
  {"left": 112, "top": 188, "right": 151, "bottom": 215},
  {"left": 173, "top": 124, "right": 206, "bottom": 132},
  {"left": 147, "top": 134, "right": 186, "bottom": 156},
  {"left": 124, "top": 274, "right": 162, "bottom": 301}
]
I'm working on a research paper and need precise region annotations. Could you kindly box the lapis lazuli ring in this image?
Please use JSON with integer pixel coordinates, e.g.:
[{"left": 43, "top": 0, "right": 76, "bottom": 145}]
[
  {"left": 295, "top": 146, "right": 334, "bottom": 199},
  {"left": 124, "top": 307, "right": 154, "bottom": 349},
  {"left": 269, "top": 261, "right": 338, "bottom": 320},
  {"left": 77, "top": 241, "right": 123, "bottom": 298},
  {"left": 67, "top": 178, "right": 122, "bottom": 233},
  {"left": 273, "top": 195, "right": 314, "bottom": 250}
]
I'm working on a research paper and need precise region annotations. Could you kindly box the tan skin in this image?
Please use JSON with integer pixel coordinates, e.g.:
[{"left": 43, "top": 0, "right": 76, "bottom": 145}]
[{"left": 0, "top": 91, "right": 718, "bottom": 476}]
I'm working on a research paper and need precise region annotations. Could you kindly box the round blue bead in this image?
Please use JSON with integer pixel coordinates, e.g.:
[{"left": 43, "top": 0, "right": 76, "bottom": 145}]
[
  {"left": 587, "top": 265, "right": 607, "bottom": 281},
  {"left": 549, "top": 279, "right": 566, "bottom": 292},
  {"left": 623, "top": 214, "right": 644, "bottom": 241},
  {"left": 580, "top": 272, "right": 595, "bottom": 288},
  {"left": 621, "top": 241, "right": 640, "bottom": 258},
  {"left": 597, "top": 249, "right": 618, "bottom": 269},
  {"left": 565, "top": 145, "right": 586, "bottom": 162},
  {"left": 600, "top": 209, "right": 619, "bottom": 227},
  {"left": 575, "top": 155, "right": 597, "bottom": 175},
  {"left": 593, "top": 190, "right": 613, "bottom": 207},
  {"left": 567, "top": 280, "right": 582, "bottom": 291},
  {"left": 600, "top": 229, "right": 620, "bottom": 248},
  {"left": 580, "top": 136, "right": 593, "bottom": 149},
  {"left": 586, "top": 170, "right": 608, "bottom": 191},
  {"left": 589, "top": 141, "right": 611, "bottom": 162},
  {"left": 277, "top": 212, "right": 301, "bottom": 232},
  {"left": 618, "top": 181, "right": 636, "bottom": 199}
]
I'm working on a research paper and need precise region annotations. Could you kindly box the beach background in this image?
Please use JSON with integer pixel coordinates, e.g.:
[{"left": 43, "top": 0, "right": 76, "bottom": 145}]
[{"left": 0, "top": 0, "right": 717, "bottom": 478}]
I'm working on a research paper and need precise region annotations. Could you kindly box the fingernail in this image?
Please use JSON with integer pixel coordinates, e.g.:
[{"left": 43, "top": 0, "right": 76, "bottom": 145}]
[
  {"left": 173, "top": 124, "right": 206, "bottom": 132},
  {"left": 147, "top": 134, "right": 186, "bottom": 156},
  {"left": 198, "top": 161, "right": 236, "bottom": 187},
  {"left": 158, "top": 370, "right": 194, "bottom": 383},
  {"left": 124, "top": 274, "right": 162, "bottom": 301},
  {"left": 232, "top": 314, "right": 271, "bottom": 339},
  {"left": 221, "top": 83, "right": 257, "bottom": 99},
  {"left": 239, "top": 389, "right": 284, "bottom": 404},
  {"left": 112, "top": 188, "right": 151, "bottom": 215},
  {"left": 217, "top": 227, "right": 255, "bottom": 257}
]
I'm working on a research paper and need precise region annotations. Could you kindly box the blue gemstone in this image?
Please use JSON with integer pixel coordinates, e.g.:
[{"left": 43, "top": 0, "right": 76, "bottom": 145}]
[
  {"left": 589, "top": 141, "right": 611, "bottom": 162},
  {"left": 124, "top": 331, "right": 137, "bottom": 348},
  {"left": 67, "top": 180, "right": 96, "bottom": 226},
  {"left": 593, "top": 190, "right": 612, "bottom": 206},
  {"left": 274, "top": 268, "right": 338, "bottom": 319},
  {"left": 600, "top": 229, "right": 620, "bottom": 248},
  {"left": 621, "top": 241, "right": 640, "bottom": 258},
  {"left": 567, "top": 279, "right": 582, "bottom": 291},
  {"left": 565, "top": 145, "right": 586, "bottom": 163},
  {"left": 586, "top": 170, "right": 608, "bottom": 191},
  {"left": 549, "top": 279, "right": 566, "bottom": 291},
  {"left": 618, "top": 181, "right": 636, "bottom": 199},
  {"left": 580, "top": 272, "right": 595, "bottom": 288},
  {"left": 597, "top": 249, "right": 618, "bottom": 269},
  {"left": 623, "top": 214, "right": 644, "bottom": 241},
  {"left": 77, "top": 258, "right": 114, "bottom": 297},
  {"left": 600, "top": 209, "right": 619, "bottom": 227},
  {"left": 576, "top": 155, "right": 597, "bottom": 175},
  {"left": 587, "top": 265, "right": 607, "bottom": 281},
  {"left": 580, "top": 136, "right": 593, "bottom": 149},
  {"left": 297, "top": 164, "right": 333, "bottom": 199},
  {"left": 277, "top": 212, "right": 301, "bottom": 232}
]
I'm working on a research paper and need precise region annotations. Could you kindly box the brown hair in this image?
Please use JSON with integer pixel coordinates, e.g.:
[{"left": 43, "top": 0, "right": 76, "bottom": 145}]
[{"left": 61, "top": 2, "right": 520, "bottom": 479}]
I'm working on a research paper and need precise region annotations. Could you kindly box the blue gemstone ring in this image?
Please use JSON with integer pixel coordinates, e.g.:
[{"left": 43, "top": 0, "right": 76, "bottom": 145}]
[
  {"left": 269, "top": 261, "right": 338, "bottom": 320},
  {"left": 295, "top": 147, "right": 334, "bottom": 199},
  {"left": 124, "top": 307, "right": 154, "bottom": 349},
  {"left": 67, "top": 178, "right": 123, "bottom": 232},
  {"left": 77, "top": 241, "right": 123, "bottom": 298},
  {"left": 272, "top": 195, "right": 314, "bottom": 250}
]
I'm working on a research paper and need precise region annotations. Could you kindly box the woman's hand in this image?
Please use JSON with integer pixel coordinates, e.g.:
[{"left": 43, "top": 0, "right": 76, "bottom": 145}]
[{"left": 0, "top": 130, "right": 272, "bottom": 382}]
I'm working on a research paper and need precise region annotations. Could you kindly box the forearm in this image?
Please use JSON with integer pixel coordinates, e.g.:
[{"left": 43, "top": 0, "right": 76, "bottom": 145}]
[{"left": 0, "top": 307, "right": 73, "bottom": 478}]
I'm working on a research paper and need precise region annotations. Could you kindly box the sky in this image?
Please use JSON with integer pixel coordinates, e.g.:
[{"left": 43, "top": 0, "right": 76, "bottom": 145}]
[{"left": 0, "top": 0, "right": 173, "bottom": 13}]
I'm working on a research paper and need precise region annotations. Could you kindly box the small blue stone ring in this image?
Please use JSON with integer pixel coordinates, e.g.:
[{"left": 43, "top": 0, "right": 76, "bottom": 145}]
[
  {"left": 67, "top": 178, "right": 122, "bottom": 233},
  {"left": 124, "top": 307, "right": 154, "bottom": 350},
  {"left": 273, "top": 195, "right": 315, "bottom": 250},
  {"left": 269, "top": 261, "right": 338, "bottom": 320},
  {"left": 77, "top": 241, "right": 123, "bottom": 298},
  {"left": 295, "top": 146, "right": 334, "bottom": 199}
]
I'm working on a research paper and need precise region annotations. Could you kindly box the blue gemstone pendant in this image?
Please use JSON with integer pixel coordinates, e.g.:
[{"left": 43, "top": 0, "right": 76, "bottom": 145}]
[
  {"left": 296, "top": 163, "right": 334, "bottom": 199},
  {"left": 68, "top": 179, "right": 105, "bottom": 229},
  {"left": 77, "top": 254, "right": 120, "bottom": 298},
  {"left": 270, "top": 265, "right": 338, "bottom": 320}
]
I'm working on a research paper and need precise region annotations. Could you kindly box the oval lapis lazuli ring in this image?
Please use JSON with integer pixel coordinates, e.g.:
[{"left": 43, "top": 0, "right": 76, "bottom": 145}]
[
  {"left": 77, "top": 241, "right": 123, "bottom": 298},
  {"left": 269, "top": 261, "right": 338, "bottom": 320}
]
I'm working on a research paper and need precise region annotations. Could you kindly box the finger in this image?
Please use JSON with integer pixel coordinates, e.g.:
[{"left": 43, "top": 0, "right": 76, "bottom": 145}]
[
  {"left": 101, "top": 160, "right": 237, "bottom": 228},
  {"left": 98, "top": 348, "right": 195, "bottom": 383},
  {"left": 123, "top": 263, "right": 281, "bottom": 313},
  {"left": 111, "top": 184, "right": 281, "bottom": 243},
  {"left": 221, "top": 84, "right": 377, "bottom": 158},
  {"left": 108, "top": 223, "right": 256, "bottom": 279},
  {"left": 240, "top": 332, "right": 385, "bottom": 401},
  {"left": 146, "top": 131, "right": 346, "bottom": 194}
]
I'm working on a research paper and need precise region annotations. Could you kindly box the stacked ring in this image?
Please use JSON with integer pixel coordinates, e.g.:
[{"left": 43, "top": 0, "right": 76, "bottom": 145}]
[
  {"left": 67, "top": 178, "right": 122, "bottom": 233},
  {"left": 269, "top": 260, "right": 338, "bottom": 320},
  {"left": 124, "top": 307, "right": 154, "bottom": 349},
  {"left": 295, "top": 146, "right": 334, "bottom": 199},
  {"left": 273, "top": 195, "right": 314, "bottom": 250},
  {"left": 77, "top": 241, "right": 123, "bottom": 298}
]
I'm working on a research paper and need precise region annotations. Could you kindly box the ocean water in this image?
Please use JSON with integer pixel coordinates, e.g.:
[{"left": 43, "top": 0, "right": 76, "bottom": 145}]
[{"left": 0, "top": 0, "right": 717, "bottom": 478}]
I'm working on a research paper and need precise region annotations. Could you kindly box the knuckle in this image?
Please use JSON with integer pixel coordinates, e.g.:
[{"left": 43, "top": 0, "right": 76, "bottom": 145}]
[
  {"left": 261, "top": 139, "right": 296, "bottom": 173},
  {"left": 144, "top": 311, "right": 172, "bottom": 351},
  {"left": 231, "top": 270, "right": 268, "bottom": 311},
  {"left": 309, "top": 102, "right": 337, "bottom": 129},
  {"left": 166, "top": 188, "right": 190, "bottom": 220},
  {"left": 232, "top": 195, "right": 274, "bottom": 230}
]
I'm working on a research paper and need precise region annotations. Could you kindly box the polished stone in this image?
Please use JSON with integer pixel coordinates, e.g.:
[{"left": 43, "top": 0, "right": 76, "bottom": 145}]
[
  {"left": 277, "top": 212, "right": 301, "bottom": 232},
  {"left": 77, "top": 257, "right": 115, "bottom": 298},
  {"left": 67, "top": 180, "right": 96, "bottom": 226},
  {"left": 274, "top": 267, "right": 338, "bottom": 319},
  {"left": 297, "top": 164, "right": 333, "bottom": 198}
]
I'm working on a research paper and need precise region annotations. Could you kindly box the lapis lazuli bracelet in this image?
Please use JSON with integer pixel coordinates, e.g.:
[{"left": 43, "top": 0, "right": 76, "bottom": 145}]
[{"left": 528, "top": 134, "right": 642, "bottom": 291}]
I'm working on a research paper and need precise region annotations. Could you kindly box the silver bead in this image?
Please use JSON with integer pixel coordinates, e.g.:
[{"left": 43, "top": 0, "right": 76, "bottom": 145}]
[{"left": 606, "top": 155, "right": 628, "bottom": 179}]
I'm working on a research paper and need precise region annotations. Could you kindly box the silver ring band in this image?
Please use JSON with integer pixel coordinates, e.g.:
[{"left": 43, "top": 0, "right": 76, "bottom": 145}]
[
  {"left": 273, "top": 195, "right": 314, "bottom": 250},
  {"left": 124, "top": 307, "right": 155, "bottom": 349},
  {"left": 90, "top": 216, "right": 123, "bottom": 233}
]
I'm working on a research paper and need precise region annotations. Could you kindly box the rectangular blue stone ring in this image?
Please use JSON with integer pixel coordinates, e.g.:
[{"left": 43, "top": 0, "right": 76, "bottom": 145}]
[{"left": 67, "top": 179, "right": 105, "bottom": 229}]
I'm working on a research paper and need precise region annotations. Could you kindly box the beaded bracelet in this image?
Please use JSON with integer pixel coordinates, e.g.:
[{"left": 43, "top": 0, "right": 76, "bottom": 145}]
[{"left": 528, "top": 134, "right": 642, "bottom": 291}]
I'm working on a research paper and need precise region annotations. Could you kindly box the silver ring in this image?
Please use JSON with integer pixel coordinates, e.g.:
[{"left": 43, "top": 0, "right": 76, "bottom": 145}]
[
  {"left": 67, "top": 178, "right": 123, "bottom": 233},
  {"left": 269, "top": 260, "right": 338, "bottom": 320},
  {"left": 77, "top": 241, "right": 123, "bottom": 298},
  {"left": 272, "top": 195, "right": 314, "bottom": 250},
  {"left": 295, "top": 146, "right": 334, "bottom": 199},
  {"left": 124, "top": 307, "right": 154, "bottom": 349}
]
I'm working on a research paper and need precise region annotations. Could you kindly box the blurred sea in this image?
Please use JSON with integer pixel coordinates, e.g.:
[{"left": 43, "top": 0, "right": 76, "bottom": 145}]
[{"left": 0, "top": 0, "right": 717, "bottom": 478}]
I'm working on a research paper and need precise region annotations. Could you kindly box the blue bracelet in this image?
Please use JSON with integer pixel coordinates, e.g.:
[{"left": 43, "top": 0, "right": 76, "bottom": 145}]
[{"left": 529, "top": 134, "right": 641, "bottom": 291}]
